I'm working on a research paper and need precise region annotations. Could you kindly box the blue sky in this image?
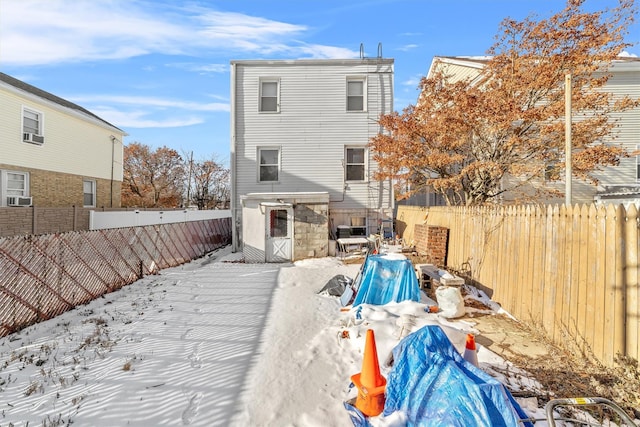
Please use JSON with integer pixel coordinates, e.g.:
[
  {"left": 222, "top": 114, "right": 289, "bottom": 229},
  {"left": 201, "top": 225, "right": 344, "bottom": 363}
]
[{"left": 1, "top": 0, "right": 638, "bottom": 166}]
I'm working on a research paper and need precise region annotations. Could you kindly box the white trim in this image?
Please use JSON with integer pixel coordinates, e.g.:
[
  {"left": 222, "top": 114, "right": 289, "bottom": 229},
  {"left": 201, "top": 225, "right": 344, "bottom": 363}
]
[
  {"left": 241, "top": 191, "right": 330, "bottom": 205},
  {"left": 83, "top": 179, "right": 96, "bottom": 207},
  {"left": 22, "top": 105, "right": 44, "bottom": 137},
  {"left": 231, "top": 58, "right": 394, "bottom": 67},
  {"left": 345, "top": 146, "right": 368, "bottom": 182},
  {"left": 1, "top": 169, "right": 30, "bottom": 207},
  {"left": 259, "top": 77, "right": 280, "bottom": 113},
  {"left": 346, "top": 76, "right": 367, "bottom": 112},
  {"left": 257, "top": 146, "right": 281, "bottom": 183}
]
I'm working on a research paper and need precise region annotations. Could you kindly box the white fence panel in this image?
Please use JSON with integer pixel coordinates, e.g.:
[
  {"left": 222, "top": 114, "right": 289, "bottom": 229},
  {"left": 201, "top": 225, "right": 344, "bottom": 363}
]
[{"left": 89, "top": 209, "right": 231, "bottom": 230}]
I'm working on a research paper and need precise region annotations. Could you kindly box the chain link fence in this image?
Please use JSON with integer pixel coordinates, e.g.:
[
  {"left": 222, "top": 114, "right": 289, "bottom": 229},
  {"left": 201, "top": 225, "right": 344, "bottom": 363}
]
[{"left": 0, "top": 217, "right": 231, "bottom": 336}]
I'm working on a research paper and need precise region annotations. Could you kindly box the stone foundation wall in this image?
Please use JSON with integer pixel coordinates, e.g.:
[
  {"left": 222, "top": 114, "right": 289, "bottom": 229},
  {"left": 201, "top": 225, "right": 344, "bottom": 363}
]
[{"left": 293, "top": 203, "right": 329, "bottom": 260}]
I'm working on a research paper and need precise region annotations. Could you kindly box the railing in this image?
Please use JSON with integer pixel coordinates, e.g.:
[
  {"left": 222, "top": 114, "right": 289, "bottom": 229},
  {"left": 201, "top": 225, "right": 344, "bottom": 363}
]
[{"left": 0, "top": 218, "right": 231, "bottom": 336}]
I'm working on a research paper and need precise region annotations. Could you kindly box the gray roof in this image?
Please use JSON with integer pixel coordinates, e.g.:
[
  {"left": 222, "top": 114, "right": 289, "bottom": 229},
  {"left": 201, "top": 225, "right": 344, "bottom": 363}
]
[{"left": 0, "top": 71, "right": 123, "bottom": 132}]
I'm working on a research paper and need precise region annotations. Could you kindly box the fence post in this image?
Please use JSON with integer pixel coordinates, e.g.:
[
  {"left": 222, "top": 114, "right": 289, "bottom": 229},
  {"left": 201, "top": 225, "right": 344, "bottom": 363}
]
[
  {"left": 32, "top": 206, "right": 37, "bottom": 235},
  {"left": 624, "top": 204, "right": 638, "bottom": 361},
  {"left": 615, "top": 204, "right": 626, "bottom": 360}
]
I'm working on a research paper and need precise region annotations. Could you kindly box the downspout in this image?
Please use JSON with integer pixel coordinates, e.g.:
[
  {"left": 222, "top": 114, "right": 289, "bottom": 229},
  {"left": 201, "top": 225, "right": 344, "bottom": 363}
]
[
  {"left": 110, "top": 135, "right": 116, "bottom": 208},
  {"left": 230, "top": 62, "right": 238, "bottom": 252}
]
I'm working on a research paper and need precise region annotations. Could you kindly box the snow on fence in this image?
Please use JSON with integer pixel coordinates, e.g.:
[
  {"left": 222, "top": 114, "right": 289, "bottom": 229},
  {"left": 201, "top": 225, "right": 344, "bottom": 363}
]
[
  {"left": 408, "top": 203, "right": 640, "bottom": 367},
  {"left": 0, "top": 217, "right": 231, "bottom": 336},
  {"left": 89, "top": 209, "right": 230, "bottom": 230}
]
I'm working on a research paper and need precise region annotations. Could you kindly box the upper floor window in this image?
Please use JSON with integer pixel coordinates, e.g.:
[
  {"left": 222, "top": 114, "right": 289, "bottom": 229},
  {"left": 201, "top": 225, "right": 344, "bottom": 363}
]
[
  {"left": 258, "top": 147, "right": 280, "bottom": 182},
  {"left": 22, "top": 107, "right": 45, "bottom": 144},
  {"left": 83, "top": 179, "right": 96, "bottom": 207},
  {"left": 346, "top": 77, "right": 366, "bottom": 111},
  {"left": 346, "top": 147, "right": 367, "bottom": 182},
  {"left": 260, "top": 79, "right": 279, "bottom": 112}
]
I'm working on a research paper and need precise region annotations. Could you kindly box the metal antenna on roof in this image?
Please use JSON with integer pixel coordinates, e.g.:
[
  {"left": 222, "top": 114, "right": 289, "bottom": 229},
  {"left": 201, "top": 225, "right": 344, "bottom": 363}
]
[
  {"left": 360, "top": 43, "right": 365, "bottom": 59},
  {"left": 377, "top": 43, "right": 382, "bottom": 58}
]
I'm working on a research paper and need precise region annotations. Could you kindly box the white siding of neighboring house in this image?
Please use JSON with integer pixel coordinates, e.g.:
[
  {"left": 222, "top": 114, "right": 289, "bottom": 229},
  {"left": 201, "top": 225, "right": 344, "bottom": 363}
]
[
  {"left": 586, "top": 62, "right": 640, "bottom": 195},
  {"left": 231, "top": 59, "right": 394, "bottom": 246},
  {"left": 0, "top": 84, "right": 124, "bottom": 182},
  {"left": 426, "top": 56, "right": 640, "bottom": 205},
  {"left": 531, "top": 60, "right": 640, "bottom": 204},
  {"left": 427, "top": 57, "right": 485, "bottom": 85}
]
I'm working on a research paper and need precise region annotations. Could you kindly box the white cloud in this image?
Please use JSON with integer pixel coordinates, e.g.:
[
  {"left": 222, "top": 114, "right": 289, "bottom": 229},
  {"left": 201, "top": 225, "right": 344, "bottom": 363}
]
[
  {"left": 167, "top": 63, "right": 229, "bottom": 74},
  {"left": 195, "top": 10, "right": 306, "bottom": 41},
  {"left": 619, "top": 50, "right": 638, "bottom": 58},
  {"left": 69, "top": 94, "right": 229, "bottom": 129},
  {"left": 260, "top": 42, "right": 358, "bottom": 59},
  {"left": 0, "top": 0, "right": 355, "bottom": 66},
  {"left": 403, "top": 76, "right": 422, "bottom": 87},
  {"left": 69, "top": 95, "right": 229, "bottom": 112},
  {"left": 397, "top": 44, "right": 419, "bottom": 51},
  {"left": 90, "top": 107, "right": 205, "bottom": 129}
]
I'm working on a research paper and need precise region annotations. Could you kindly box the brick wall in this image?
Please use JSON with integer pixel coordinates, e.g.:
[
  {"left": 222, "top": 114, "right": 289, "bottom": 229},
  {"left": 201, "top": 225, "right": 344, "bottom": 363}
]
[
  {"left": 414, "top": 223, "right": 449, "bottom": 267},
  {"left": 1, "top": 163, "right": 121, "bottom": 208}
]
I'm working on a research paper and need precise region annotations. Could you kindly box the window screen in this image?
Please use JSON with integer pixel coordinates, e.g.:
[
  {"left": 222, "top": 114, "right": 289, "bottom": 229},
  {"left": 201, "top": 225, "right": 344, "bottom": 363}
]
[
  {"left": 259, "top": 148, "right": 279, "bottom": 182},
  {"left": 346, "top": 148, "right": 365, "bottom": 181},
  {"left": 260, "top": 81, "right": 278, "bottom": 112},
  {"left": 347, "top": 80, "right": 364, "bottom": 111}
]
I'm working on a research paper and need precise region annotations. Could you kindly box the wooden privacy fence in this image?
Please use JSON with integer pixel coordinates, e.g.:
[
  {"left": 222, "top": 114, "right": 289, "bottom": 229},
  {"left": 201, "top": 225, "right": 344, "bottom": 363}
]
[
  {"left": 424, "top": 204, "right": 639, "bottom": 367},
  {"left": 0, "top": 217, "right": 231, "bottom": 337}
]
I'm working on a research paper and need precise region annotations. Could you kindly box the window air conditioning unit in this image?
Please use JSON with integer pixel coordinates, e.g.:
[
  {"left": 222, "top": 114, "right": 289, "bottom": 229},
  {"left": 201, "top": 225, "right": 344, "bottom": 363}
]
[
  {"left": 7, "top": 196, "right": 32, "bottom": 207},
  {"left": 23, "top": 133, "right": 44, "bottom": 145}
]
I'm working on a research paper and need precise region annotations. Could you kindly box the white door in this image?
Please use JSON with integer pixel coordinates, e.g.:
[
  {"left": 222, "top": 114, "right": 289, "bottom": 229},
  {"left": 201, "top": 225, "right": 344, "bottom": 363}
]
[{"left": 266, "top": 207, "right": 292, "bottom": 262}]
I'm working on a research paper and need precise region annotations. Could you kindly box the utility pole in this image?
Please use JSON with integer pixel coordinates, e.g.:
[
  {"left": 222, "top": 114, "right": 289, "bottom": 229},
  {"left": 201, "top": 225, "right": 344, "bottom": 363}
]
[
  {"left": 565, "top": 73, "right": 572, "bottom": 206},
  {"left": 186, "top": 151, "right": 193, "bottom": 208}
]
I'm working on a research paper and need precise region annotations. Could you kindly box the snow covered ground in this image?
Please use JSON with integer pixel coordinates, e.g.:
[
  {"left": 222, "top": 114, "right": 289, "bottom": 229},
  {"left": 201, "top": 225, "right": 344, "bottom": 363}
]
[{"left": 0, "top": 246, "right": 554, "bottom": 426}]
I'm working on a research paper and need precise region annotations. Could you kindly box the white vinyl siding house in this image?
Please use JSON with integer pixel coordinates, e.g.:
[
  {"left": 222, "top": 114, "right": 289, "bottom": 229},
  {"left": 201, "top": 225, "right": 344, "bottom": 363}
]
[
  {"left": 426, "top": 56, "right": 640, "bottom": 206},
  {"left": 231, "top": 58, "right": 394, "bottom": 261},
  {"left": 0, "top": 72, "right": 126, "bottom": 208}
]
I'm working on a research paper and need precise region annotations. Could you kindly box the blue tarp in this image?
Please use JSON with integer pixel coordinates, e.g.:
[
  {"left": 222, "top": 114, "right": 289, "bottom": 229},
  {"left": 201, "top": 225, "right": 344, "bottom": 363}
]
[
  {"left": 383, "top": 325, "right": 534, "bottom": 427},
  {"left": 352, "top": 254, "right": 421, "bottom": 306}
]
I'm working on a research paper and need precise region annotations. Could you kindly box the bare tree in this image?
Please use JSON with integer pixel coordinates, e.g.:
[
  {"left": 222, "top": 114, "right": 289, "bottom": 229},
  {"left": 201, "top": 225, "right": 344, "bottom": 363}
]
[
  {"left": 122, "top": 142, "right": 185, "bottom": 208},
  {"left": 186, "top": 155, "right": 230, "bottom": 209}
]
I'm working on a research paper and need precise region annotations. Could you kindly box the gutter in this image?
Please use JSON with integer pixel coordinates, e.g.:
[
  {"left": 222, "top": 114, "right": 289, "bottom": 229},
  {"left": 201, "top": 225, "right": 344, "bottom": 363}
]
[{"left": 230, "top": 62, "right": 238, "bottom": 252}]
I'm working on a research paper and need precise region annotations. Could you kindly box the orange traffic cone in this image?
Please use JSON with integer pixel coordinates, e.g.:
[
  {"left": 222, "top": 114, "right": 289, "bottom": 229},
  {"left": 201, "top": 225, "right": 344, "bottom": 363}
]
[
  {"left": 351, "top": 329, "right": 386, "bottom": 417},
  {"left": 463, "top": 333, "right": 479, "bottom": 367}
]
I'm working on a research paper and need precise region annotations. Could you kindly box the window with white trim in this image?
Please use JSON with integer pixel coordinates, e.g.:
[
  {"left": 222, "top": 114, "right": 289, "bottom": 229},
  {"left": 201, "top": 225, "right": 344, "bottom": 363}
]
[
  {"left": 6, "top": 171, "right": 28, "bottom": 196},
  {"left": 345, "top": 147, "right": 367, "bottom": 182},
  {"left": 258, "top": 147, "right": 280, "bottom": 182},
  {"left": 83, "top": 179, "right": 96, "bottom": 207},
  {"left": 346, "top": 77, "right": 366, "bottom": 111},
  {"left": 22, "top": 107, "right": 45, "bottom": 145},
  {"left": 259, "top": 79, "right": 279, "bottom": 112},
  {"left": 23, "top": 107, "right": 42, "bottom": 134}
]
